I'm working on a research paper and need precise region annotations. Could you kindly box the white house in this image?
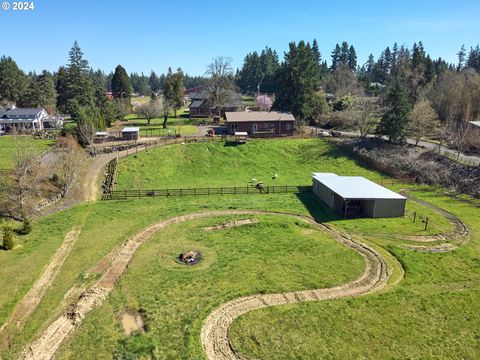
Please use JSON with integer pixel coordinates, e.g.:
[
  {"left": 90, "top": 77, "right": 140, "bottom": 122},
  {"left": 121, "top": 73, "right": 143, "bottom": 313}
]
[{"left": 0, "top": 106, "right": 64, "bottom": 132}]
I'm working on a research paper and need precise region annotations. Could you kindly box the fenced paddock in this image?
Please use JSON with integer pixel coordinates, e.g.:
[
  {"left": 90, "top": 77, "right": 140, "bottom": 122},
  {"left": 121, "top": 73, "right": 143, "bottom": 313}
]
[{"left": 102, "top": 185, "right": 312, "bottom": 200}]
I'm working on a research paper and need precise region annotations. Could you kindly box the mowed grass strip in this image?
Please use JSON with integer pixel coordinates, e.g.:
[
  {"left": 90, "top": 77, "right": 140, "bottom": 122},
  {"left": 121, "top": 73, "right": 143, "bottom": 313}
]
[
  {"left": 0, "top": 136, "right": 55, "bottom": 170},
  {"left": 116, "top": 138, "right": 388, "bottom": 189},
  {"left": 57, "top": 214, "right": 365, "bottom": 359}
]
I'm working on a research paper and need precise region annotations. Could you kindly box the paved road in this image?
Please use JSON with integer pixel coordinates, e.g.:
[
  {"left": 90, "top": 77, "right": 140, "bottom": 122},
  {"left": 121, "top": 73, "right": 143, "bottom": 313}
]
[{"left": 313, "top": 127, "right": 480, "bottom": 167}]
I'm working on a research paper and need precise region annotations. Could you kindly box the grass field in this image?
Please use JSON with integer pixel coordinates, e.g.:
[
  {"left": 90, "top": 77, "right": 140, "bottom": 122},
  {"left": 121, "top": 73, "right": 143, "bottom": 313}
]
[
  {"left": 230, "top": 191, "right": 480, "bottom": 359},
  {"left": 0, "top": 136, "right": 55, "bottom": 170},
  {"left": 0, "top": 139, "right": 479, "bottom": 359},
  {"left": 117, "top": 139, "right": 388, "bottom": 189}
]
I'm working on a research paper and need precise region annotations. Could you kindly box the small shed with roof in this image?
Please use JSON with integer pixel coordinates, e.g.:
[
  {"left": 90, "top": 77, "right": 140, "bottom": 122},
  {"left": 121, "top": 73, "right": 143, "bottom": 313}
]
[
  {"left": 122, "top": 127, "right": 140, "bottom": 141},
  {"left": 312, "top": 173, "right": 406, "bottom": 218}
]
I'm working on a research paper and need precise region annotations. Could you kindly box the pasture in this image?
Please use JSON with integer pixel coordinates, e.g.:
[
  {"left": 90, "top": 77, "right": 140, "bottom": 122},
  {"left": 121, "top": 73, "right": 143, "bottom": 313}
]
[
  {"left": 0, "top": 138, "right": 479, "bottom": 359},
  {"left": 0, "top": 136, "right": 55, "bottom": 170}
]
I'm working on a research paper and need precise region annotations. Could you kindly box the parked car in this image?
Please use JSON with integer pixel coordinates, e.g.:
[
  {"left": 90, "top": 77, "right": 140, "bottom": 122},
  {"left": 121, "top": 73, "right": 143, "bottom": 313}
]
[
  {"left": 319, "top": 130, "right": 331, "bottom": 137},
  {"left": 0, "top": 129, "right": 5, "bottom": 136},
  {"left": 330, "top": 130, "right": 341, "bottom": 137}
]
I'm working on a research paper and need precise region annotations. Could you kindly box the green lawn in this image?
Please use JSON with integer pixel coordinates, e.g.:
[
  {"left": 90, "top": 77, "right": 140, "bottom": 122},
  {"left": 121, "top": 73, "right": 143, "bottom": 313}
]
[
  {"left": 0, "top": 138, "right": 479, "bottom": 359},
  {"left": 117, "top": 139, "right": 389, "bottom": 190},
  {"left": 0, "top": 136, "right": 55, "bottom": 170}
]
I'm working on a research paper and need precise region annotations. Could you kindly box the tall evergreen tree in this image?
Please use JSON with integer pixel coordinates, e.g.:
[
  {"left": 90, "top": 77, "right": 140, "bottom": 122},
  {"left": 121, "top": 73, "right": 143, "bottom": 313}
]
[
  {"left": 377, "top": 81, "right": 411, "bottom": 143},
  {"left": 457, "top": 44, "right": 466, "bottom": 71},
  {"left": 0, "top": 56, "right": 26, "bottom": 103},
  {"left": 273, "top": 41, "right": 323, "bottom": 123},
  {"left": 330, "top": 44, "right": 342, "bottom": 71},
  {"left": 348, "top": 45, "right": 357, "bottom": 71},
  {"left": 111, "top": 65, "right": 132, "bottom": 98}
]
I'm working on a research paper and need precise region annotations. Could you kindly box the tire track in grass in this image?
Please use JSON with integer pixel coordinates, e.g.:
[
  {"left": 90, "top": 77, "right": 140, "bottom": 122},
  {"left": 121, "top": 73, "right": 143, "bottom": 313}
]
[{"left": 0, "top": 227, "right": 81, "bottom": 340}]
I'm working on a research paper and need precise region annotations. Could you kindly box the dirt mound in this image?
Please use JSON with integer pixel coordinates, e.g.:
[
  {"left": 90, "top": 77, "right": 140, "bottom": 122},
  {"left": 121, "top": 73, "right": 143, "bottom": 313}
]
[
  {"left": 203, "top": 219, "right": 259, "bottom": 231},
  {"left": 121, "top": 311, "right": 145, "bottom": 336}
]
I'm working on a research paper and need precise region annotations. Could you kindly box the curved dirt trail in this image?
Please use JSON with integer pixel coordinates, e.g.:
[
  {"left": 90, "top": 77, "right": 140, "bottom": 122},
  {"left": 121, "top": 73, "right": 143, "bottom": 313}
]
[
  {"left": 0, "top": 227, "right": 81, "bottom": 337},
  {"left": 19, "top": 210, "right": 387, "bottom": 360},
  {"left": 398, "top": 190, "right": 469, "bottom": 252},
  {"left": 19, "top": 195, "right": 469, "bottom": 360},
  {"left": 200, "top": 219, "right": 389, "bottom": 360}
]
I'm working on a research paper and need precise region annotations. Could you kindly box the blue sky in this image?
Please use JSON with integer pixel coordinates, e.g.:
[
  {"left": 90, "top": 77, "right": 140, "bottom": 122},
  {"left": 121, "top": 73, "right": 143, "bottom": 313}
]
[{"left": 1, "top": 0, "right": 479, "bottom": 75}]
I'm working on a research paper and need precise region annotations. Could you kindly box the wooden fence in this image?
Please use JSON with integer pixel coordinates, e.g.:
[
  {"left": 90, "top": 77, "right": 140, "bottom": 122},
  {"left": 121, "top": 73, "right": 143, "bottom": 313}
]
[{"left": 102, "top": 185, "right": 312, "bottom": 200}]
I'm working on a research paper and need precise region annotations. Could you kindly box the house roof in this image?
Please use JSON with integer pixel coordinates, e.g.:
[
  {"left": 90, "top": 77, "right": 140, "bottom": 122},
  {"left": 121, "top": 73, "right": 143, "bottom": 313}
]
[
  {"left": 190, "top": 100, "right": 204, "bottom": 108},
  {"left": 225, "top": 111, "right": 295, "bottom": 122},
  {"left": 0, "top": 108, "right": 45, "bottom": 118},
  {"left": 469, "top": 121, "right": 480, "bottom": 128},
  {"left": 122, "top": 127, "right": 140, "bottom": 132},
  {"left": 312, "top": 173, "right": 406, "bottom": 200}
]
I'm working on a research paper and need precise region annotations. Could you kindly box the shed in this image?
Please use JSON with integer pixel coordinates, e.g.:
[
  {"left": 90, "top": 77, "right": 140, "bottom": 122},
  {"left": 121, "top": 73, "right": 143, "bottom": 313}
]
[
  {"left": 312, "top": 173, "right": 406, "bottom": 218},
  {"left": 234, "top": 131, "right": 248, "bottom": 143},
  {"left": 122, "top": 127, "right": 140, "bottom": 141}
]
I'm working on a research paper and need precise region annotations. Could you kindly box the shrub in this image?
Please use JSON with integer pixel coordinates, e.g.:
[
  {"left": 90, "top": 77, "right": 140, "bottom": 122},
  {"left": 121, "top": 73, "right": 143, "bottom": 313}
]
[
  {"left": 2, "top": 224, "right": 15, "bottom": 250},
  {"left": 18, "top": 218, "right": 32, "bottom": 235}
]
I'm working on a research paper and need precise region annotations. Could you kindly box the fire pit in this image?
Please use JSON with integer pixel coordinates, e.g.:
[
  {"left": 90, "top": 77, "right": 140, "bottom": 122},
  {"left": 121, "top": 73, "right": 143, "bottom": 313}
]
[{"left": 178, "top": 250, "right": 202, "bottom": 265}]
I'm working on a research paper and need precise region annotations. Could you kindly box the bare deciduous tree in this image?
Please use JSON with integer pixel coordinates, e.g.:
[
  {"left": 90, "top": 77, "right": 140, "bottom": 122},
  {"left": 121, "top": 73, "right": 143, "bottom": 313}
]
[
  {"left": 205, "top": 56, "right": 235, "bottom": 117},
  {"left": 55, "top": 136, "right": 85, "bottom": 197},
  {"left": 408, "top": 99, "right": 438, "bottom": 145},
  {"left": 137, "top": 100, "right": 162, "bottom": 125},
  {"left": 0, "top": 137, "right": 42, "bottom": 220}
]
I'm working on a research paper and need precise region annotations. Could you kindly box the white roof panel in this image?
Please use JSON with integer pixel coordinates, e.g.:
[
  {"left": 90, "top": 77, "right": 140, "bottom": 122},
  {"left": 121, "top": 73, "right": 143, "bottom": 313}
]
[
  {"left": 122, "top": 127, "right": 140, "bottom": 132},
  {"left": 234, "top": 131, "right": 248, "bottom": 136},
  {"left": 312, "top": 173, "right": 406, "bottom": 200}
]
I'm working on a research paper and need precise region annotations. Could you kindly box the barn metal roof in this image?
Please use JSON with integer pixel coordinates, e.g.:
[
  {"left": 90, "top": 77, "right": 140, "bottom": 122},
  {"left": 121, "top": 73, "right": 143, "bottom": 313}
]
[{"left": 312, "top": 173, "right": 406, "bottom": 200}]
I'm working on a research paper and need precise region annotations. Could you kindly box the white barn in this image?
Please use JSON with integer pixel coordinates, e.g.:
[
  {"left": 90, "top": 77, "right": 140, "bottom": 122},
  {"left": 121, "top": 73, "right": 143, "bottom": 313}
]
[{"left": 312, "top": 173, "right": 406, "bottom": 218}]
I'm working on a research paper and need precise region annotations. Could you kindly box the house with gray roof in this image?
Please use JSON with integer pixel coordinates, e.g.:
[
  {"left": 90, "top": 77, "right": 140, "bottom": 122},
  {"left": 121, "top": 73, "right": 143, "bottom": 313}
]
[
  {"left": 189, "top": 87, "right": 243, "bottom": 117},
  {"left": 0, "top": 106, "right": 64, "bottom": 133}
]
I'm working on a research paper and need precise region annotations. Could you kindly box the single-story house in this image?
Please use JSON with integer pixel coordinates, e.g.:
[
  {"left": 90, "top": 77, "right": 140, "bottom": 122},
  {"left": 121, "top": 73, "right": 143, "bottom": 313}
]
[
  {"left": 312, "top": 173, "right": 406, "bottom": 218},
  {"left": 0, "top": 107, "right": 64, "bottom": 132},
  {"left": 225, "top": 111, "right": 295, "bottom": 137},
  {"left": 189, "top": 87, "right": 243, "bottom": 117},
  {"left": 122, "top": 127, "right": 140, "bottom": 141}
]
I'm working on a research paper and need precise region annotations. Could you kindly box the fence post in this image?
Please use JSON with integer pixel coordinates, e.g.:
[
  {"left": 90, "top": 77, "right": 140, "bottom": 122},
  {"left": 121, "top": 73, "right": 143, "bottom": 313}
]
[
  {"left": 221, "top": 187, "right": 223, "bottom": 196},
  {"left": 124, "top": 190, "right": 127, "bottom": 200},
  {"left": 424, "top": 217, "right": 429, "bottom": 231},
  {"left": 285, "top": 185, "right": 287, "bottom": 193},
  {"left": 138, "top": 189, "right": 141, "bottom": 198},
  {"left": 247, "top": 186, "right": 249, "bottom": 194},
  {"left": 413, "top": 212, "right": 416, "bottom": 223},
  {"left": 180, "top": 188, "right": 183, "bottom": 196},
  {"left": 234, "top": 186, "right": 237, "bottom": 195}
]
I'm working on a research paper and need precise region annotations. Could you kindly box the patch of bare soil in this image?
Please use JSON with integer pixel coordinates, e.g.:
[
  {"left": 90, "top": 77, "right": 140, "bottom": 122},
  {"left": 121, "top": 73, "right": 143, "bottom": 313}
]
[
  {"left": 0, "top": 227, "right": 81, "bottom": 339},
  {"left": 121, "top": 311, "right": 145, "bottom": 336},
  {"left": 203, "top": 219, "right": 259, "bottom": 231}
]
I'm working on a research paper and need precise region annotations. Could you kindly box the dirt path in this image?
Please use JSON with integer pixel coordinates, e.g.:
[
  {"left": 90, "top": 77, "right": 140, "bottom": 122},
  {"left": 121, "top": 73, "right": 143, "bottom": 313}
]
[
  {"left": 0, "top": 227, "right": 81, "bottom": 336},
  {"left": 19, "top": 210, "right": 387, "bottom": 360},
  {"left": 200, "top": 218, "right": 389, "bottom": 360},
  {"left": 397, "top": 190, "right": 469, "bottom": 251},
  {"left": 19, "top": 198, "right": 469, "bottom": 359}
]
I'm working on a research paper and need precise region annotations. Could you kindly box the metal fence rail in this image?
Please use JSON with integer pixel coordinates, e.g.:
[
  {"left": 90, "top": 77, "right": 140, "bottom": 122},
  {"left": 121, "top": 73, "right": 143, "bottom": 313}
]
[{"left": 102, "top": 185, "right": 313, "bottom": 200}]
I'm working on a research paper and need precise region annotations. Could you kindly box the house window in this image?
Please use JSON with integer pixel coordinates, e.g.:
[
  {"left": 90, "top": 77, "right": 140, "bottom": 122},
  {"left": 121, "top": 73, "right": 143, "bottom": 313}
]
[
  {"left": 252, "top": 123, "right": 257, "bottom": 133},
  {"left": 286, "top": 123, "right": 292, "bottom": 130}
]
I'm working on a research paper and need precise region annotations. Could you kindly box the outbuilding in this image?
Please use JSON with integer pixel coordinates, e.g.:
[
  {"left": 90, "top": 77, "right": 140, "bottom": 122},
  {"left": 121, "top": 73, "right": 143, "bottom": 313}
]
[
  {"left": 312, "top": 173, "right": 406, "bottom": 218},
  {"left": 122, "top": 127, "right": 140, "bottom": 141}
]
